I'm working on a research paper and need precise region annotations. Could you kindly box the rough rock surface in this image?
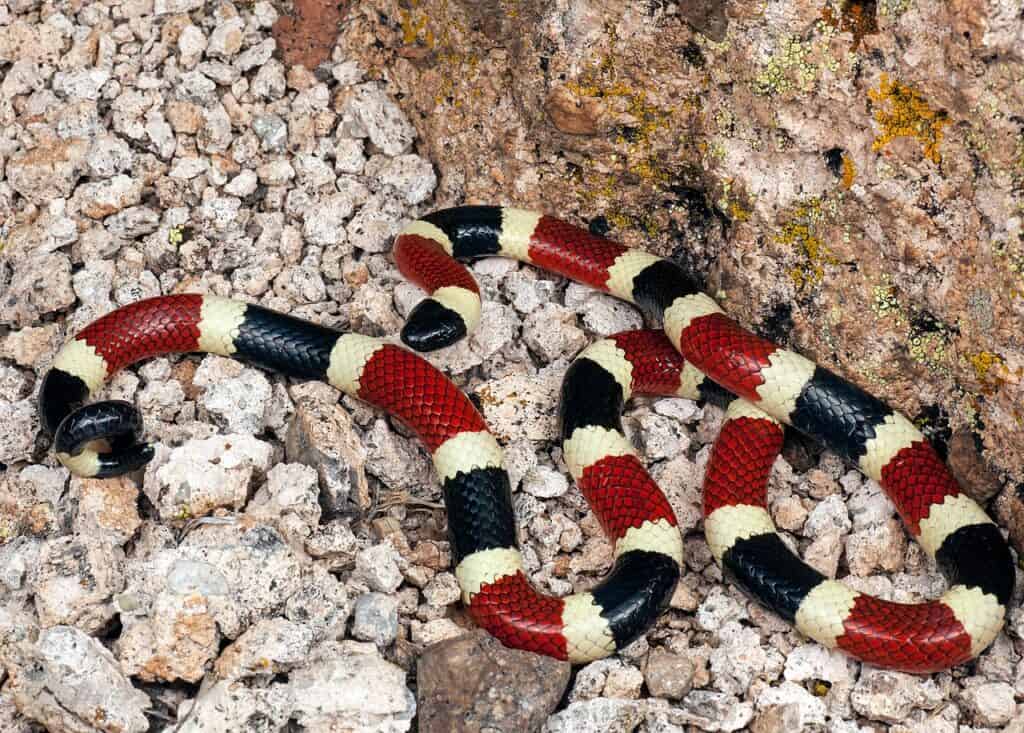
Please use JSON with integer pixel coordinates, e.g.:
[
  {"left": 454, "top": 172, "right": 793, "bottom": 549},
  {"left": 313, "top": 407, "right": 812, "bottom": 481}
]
[
  {"left": 417, "top": 631, "right": 571, "bottom": 732},
  {"left": 3, "top": 626, "right": 150, "bottom": 733},
  {"left": 0, "top": 0, "right": 1021, "bottom": 731}
]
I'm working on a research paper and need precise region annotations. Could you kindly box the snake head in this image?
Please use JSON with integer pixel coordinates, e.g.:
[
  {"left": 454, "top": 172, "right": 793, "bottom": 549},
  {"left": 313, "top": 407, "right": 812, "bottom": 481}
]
[
  {"left": 53, "top": 400, "right": 154, "bottom": 478},
  {"left": 400, "top": 297, "right": 467, "bottom": 352}
]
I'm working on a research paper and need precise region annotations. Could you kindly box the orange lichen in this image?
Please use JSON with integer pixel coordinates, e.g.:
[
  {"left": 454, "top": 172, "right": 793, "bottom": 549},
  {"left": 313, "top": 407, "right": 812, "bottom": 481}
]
[
  {"left": 867, "top": 74, "right": 949, "bottom": 164},
  {"left": 840, "top": 153, "right": 856, "bottom": 188},
  {"left": 966, "top": 350, "right": 1016, "bottom": 395},
  {"left": 821, "top": 0, "right": 879, "bottom": 51}
]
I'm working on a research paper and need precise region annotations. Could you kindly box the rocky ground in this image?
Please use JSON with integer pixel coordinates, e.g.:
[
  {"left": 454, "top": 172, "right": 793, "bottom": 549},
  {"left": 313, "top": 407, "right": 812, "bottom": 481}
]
[{"left": 1, "top": 0, "right": 1023, "bottom": 731}]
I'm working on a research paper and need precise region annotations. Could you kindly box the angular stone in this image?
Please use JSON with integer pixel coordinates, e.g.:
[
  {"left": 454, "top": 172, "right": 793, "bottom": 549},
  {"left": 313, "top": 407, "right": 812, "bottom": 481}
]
[
  {"left": 30, "top": 536, "right": 124, "bottom": 633},
  {"left": 644, "top": 648, "right": 696, "bottom": 700},
  {"left": 285, "top": 400, "right": 370, "bottom": 513},
  {"left": 214, "top": 617, "right": 316, "bottom": 679},
  {"left": 4, "top": 626, "right": 149, "bottom": 733},
  {"left": 71, "top": 476, "right": 142, "bottom": 545},
  {"left": 418, "top": 631, "right": 570, "bottom": 733},
  {"left": 6, "top": 138, "right": 88, "bottom": 204},
  {"left": 116, "top": 592, "right": 219, "bottom": 683},
  {"left": 351, "top": 592, "right": 400, "bottom": 647},
  {"left": 287, "top": 642, "right": 416, "bottom": 732}
]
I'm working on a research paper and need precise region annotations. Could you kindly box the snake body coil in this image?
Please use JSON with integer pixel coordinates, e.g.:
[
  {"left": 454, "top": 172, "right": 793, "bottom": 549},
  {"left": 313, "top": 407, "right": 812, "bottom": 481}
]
[{"left": 40, "top": 206, "right": 1014, "bottom": 672}]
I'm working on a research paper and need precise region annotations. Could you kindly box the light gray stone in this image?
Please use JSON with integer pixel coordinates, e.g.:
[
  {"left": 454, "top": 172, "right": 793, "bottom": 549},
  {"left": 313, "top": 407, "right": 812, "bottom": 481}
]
[
  {"left": 4, "top": 626, "right": 149, "bottom": 733},
  {"left": 352, "top": 592, "right": 399, "bottom": 647},
  {"left": 287, "top": 643, "right": 416, "bottom": 732}
]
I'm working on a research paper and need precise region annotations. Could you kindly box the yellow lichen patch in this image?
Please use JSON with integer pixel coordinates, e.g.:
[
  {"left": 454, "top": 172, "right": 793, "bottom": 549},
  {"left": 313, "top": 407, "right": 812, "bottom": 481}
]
[
  {"left": 396, "top": 1, "right": 483, "bottom": 107},
  {"left": 400, "top": 0, "right": 434, "bottom": 47},
  {"left": 867, "top": 74, "right": 949, "bottom": 164},
  {"left": 776, "top": 198, "right": 839, "bottom": 290},
  {"left": 728, "top": 200, "right": 751, "bottom": 222},
  {"left": 812, "top": 680, "right": 832, "bottom": 696},
  {"left": 965, "top": 350, "right": 1022, "bottom": 396},
  {"left": 968, "top": 351, "right": 1004, "bottom": 385}
]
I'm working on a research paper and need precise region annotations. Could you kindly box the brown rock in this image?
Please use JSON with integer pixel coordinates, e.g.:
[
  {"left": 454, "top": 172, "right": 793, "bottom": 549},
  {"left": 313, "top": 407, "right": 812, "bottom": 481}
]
[
  {"left": 71, "top": 476, "right": 142, "bottom": 545},
  {"left": 165, "top": 100, "right": 205, "bottom": 134},
  {"left": 946, "top": 430, "right": 1002, "bottom": 503},
  {"left": 644, "top": 648, "right": 696, "bottom": 700},
  {"left": 0, "top": 324, "right": 60, "bottom": 367},
  {"left": 417, "top": 631, "right": 570, "bottom": 733},
  {"left": 272, "top": 0, "right": 346, "bottom": 70},
  {"left": 545, "top": 85, "right": 604, "bottom": 135},
  {"left": 5, "top": 138, "right": 88, "bottom": 204},
  {"left": 117, "top": 593, "right": 219, "bottom": 683},
  {"left": 285, "top": 399, "right": 371, "bottom": 512},
  {"left": 678, "top": 0, "right": 730, "bottom": 41},
  {"left": 0, "top": 20, "right": 67, "bottom": 65},
  {"left": 73, "top": 175, "right": 144, "bottom": 219},
  {"left": 994, "top": 484, "right": 1024, "bottom": 556}
]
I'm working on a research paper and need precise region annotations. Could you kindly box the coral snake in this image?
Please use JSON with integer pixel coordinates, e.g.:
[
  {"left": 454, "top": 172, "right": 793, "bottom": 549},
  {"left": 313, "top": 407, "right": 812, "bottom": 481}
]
[{"left": 40, "top": 206, "right": 1013, "bottom": 672}]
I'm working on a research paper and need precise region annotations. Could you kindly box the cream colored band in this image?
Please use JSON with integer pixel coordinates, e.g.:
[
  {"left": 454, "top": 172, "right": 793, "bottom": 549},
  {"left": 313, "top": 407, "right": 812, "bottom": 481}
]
[
  {"left": 432, "top": 430, "right": 503, "bottom": 482},
  {"left": 455, "top": 547, "right": 524, "bottom": 601},
  {"left": 704, "top": 504, "right": 775, "bottom": 562},
  {"left": 326, "top": 333, "right": 387, "bottom": 396},
  {"left": 197, "top": 296, "right": 247, "bottom": 356},
  {"left": 664, "top": 293, "right": 724, "bottom": 351},
  {"left": 562, "top": 593, "right": 616, "bottom": 663},
  {"left": 614, "top": 518, "right": 683, "bottom": 564},
  {"left": 576, "top": 340, "right": 634, "bottom": 400},
  {"left": 562, "top": 426, "right": 636, "bottom": 480},
  {"left": 794, "top": 580, "right": 860, "bottom": 648},
  {"left": 400, "top": 220, "right": 453, "bottom": 254},
  {"left": 498, "top": 208, "right": 541, "bottom": 262},
  {"left": 753, "top": 349, "right": 817, "bottom": 422},
  {"left": 52, "top": 340, "right": 108, "bottom": 393},
  {"left": 431, "top": 286, "right": 482, "bottom": 334}
]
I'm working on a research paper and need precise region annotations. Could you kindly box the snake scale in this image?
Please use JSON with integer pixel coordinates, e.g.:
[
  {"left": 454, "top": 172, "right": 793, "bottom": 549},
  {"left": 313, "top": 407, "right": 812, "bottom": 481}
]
[{"left": 39, "top": 206, "right": 1014, "bottom": 672}]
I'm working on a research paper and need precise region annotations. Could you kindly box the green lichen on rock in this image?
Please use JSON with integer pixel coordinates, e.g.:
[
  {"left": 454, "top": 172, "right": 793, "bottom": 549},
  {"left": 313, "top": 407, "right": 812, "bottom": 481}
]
[
  {"left": 907, "top": 319, "right": 952, "bottom": 377},
  {"left": 870, "top": 279, "right": 955, "bottom": 376},
  {"left": 877, "top": 0, "right": 913, "bottom": 17},
  {"left": 752, "top": 35, "right": 821, "bottom": 96},
  {"left": 870, "top": 276, "right": 903, "bottom": 322}
]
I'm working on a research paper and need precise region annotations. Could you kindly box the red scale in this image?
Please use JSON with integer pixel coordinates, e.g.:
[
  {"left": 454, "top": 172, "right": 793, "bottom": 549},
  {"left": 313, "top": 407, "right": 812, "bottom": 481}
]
[
  {"left": 394, "top": 234, "right": 480, "bottom": 294},
  {"left": 528, "top": 216, "right": 627, "bottom": 291},
  {"left": 469, "top": 572, "right": 568, "bottom": 660},
  {"left": 357, "top": 346, "right": 488, "bottom": 451},
  {"left": 837, "top": 596, "right": 972, "bottom": 673},
  {"left": 703, "top": 418, "right": 784, "bottom": 515},
  {"left": 577, "top": 454, "right": 677, "bottom": 541},
  {"left": 77, "top": 293, "right": 203, "bottom": 375},
  {"left": 880, "top": 441, "right": 962, "bottom": 535},
  {"left": 676, "top": 313, "right": 776, "bottom": 401}
]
